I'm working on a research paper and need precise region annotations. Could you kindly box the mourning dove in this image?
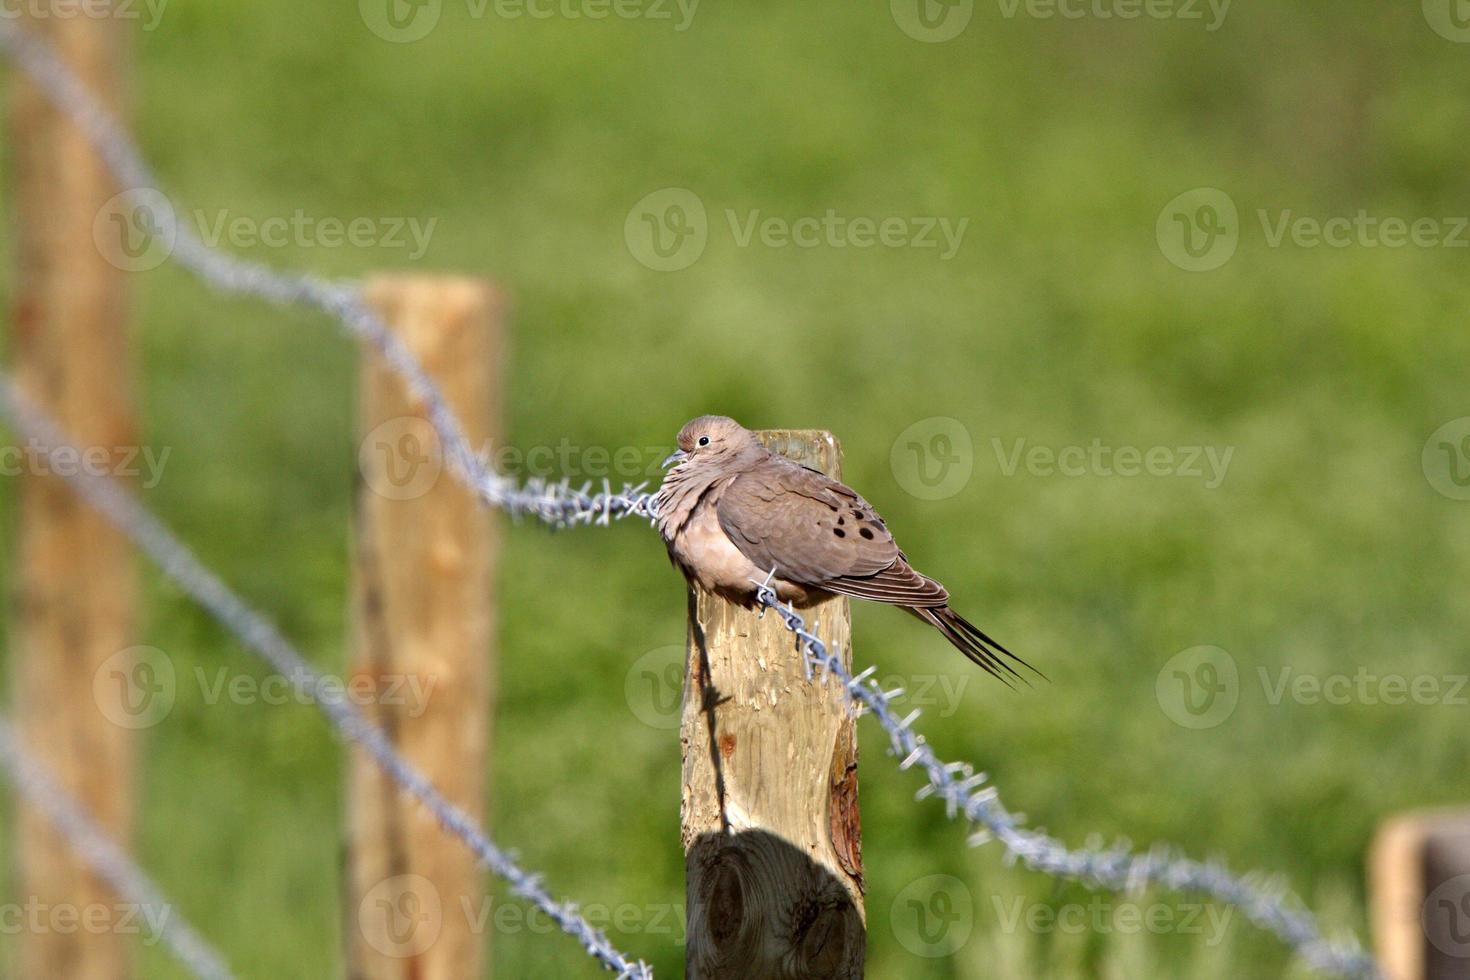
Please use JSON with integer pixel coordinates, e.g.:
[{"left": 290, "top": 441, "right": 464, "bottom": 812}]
[{"left": 656, "top": 415, "right": 1036, "bottom": 684}]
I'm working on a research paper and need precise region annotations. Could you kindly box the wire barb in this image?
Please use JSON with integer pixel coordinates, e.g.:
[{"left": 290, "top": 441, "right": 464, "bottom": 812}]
[
  {"left": 0, "top": 19, "right": 1387, "bottom": 980},
  {"left": 0, "top": 19, "right": 656, "bottom": 533},
  {"left": 0, "top": 380, "right": 653, "bottom": 980},
  {"left": 751, "top": 584, "right": 1384, "bottom": 980}
]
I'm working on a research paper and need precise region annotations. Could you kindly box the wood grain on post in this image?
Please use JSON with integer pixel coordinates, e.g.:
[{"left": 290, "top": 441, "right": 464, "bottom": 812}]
[
  {"left": 9, "top": 6, "right": 137, "bottom": 978},
  {"left": 681, "top": 430, "right": 865, "bottom": 980},
  {"left": 1371, "top": 809, "right": 1470, "bottom": 980},
  {"left": 346, "top": 277, "right": 503, "bottom": 980}
]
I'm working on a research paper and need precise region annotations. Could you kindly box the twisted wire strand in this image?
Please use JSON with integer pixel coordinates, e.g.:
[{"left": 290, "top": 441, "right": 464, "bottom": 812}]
[
  {"left": 751, "top": 583, "right": 1384, "bottom": 980},
  {"left": 0, "top": 379, "right": 653, "bottom": 980},
  {"left": 0, "top": 20, "right": 656, "bottom": 531},
  {"left": 0, "top": 20, "right": 1388, "bottom": 978},
  {"left": 0, "top": 715, "right": 235, "bottom": 980}
]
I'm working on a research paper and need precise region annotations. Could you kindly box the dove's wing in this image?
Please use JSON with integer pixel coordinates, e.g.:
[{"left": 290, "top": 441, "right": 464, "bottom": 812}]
[{"left": 716, "top": 457, "right": 948, "bottom": 606}]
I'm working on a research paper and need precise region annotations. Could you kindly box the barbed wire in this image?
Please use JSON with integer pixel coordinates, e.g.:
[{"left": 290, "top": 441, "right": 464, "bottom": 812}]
[
  {"left": 0, "top": 379, "right": 653, "bottom": 980},
  {"left": 0, "top": 20, "right": 656, "bottom": 531},
  {"left": 0, "top": 19, "right": 1387, "bottom": 979},
  {"left": 0, "top": 715, "right": 236, "bottom": 980},
  {"left": 750, "top": 582, "right": 1384, "bottom": 980}
]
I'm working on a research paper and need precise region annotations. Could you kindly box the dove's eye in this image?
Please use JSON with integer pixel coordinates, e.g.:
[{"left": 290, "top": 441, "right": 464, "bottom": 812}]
[{"left": 697, "top": 436, "right": 711, "bottom": 447}]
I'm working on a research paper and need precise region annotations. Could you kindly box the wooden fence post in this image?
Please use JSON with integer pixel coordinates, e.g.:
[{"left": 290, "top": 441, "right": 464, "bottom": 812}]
[
  {"left": 1371, "top": 809, "right": 1470, "bottom": 980},
  {"left": 346, "top": 276, "right": 504, "bottom": 979},
  {"left": 681, "top": 429, "right": 865, "bottom": 980},
  {"left": 8, "top": 5, "right": 136, "bottom": 978}
]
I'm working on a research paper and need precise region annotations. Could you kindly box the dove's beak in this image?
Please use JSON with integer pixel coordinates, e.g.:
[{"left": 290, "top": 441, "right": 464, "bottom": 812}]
[{"left": 661, "top": 449, "right": 687, "bottom": 469}]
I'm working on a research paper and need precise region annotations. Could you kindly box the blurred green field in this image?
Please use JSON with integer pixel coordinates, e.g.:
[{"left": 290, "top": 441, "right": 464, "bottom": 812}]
[{"left": 2, "top": 0, "right": 1469, "bottom": 976}]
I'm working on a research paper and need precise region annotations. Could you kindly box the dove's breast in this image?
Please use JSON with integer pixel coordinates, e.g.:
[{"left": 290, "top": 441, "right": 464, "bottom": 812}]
[{"left": 669, "top": 500, "right": 818, "bottom": 606}]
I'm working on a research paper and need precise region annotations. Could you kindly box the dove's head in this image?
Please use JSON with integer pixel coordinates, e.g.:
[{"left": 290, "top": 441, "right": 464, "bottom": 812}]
[{"left": 663, "top": 416, "right": 763, "bottom": 470}]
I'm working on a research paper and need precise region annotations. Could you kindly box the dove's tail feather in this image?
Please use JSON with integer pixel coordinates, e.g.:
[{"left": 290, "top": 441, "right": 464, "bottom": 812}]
[{"left": 908, "top": 606, "right": 1044, "bottom": 687}]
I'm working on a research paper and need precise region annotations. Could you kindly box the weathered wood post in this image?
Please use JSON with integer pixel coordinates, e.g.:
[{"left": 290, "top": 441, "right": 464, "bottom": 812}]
[
  {"left": 8, "top": 6, "right": 137, "bottom": 978},
  {"left": 1371, "top": 809, "right": 1470, "bottom": 980},
  {"left": 681, "top": 430, "right": 865, "bottom": 979},
  {"left": 346, "top": 276, "right": 504, "bottom": 979}
]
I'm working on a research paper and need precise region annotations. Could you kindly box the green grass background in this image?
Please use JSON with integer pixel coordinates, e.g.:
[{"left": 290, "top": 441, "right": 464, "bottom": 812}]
[{"left": 2, "top": 0, "right": 1469, "bottom": 976}]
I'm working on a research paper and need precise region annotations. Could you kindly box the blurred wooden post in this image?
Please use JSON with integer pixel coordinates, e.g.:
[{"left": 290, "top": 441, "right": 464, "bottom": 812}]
[
  {"left": 8, "top": 5, "right": 137, "bottom": 979},
  {"left": 346, "top": 277, "right": 503, "bottom": 979},
  {"left": 681, "top": 430, "right": 865, "bottom": 980},
  {"left": 1371, "top": 810, "right": 1470, "bottom": 980}
]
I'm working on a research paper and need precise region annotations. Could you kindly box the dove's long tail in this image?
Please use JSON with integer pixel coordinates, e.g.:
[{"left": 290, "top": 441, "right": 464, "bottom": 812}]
[{"left": 907, "top": 606, "right": 1043, "bottom": 687}]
